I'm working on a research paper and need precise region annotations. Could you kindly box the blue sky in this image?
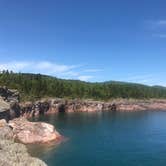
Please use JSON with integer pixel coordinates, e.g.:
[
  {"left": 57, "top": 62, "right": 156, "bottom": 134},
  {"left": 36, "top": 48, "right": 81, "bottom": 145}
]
[{"left": 0, "top": 0, "right": 166, "bottom": 85}]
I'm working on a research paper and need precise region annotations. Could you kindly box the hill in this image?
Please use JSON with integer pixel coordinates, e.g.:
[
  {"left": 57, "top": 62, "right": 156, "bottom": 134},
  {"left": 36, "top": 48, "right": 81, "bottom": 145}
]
[{"left": 0, "top": 71, "right": 166, "bottom": 101}]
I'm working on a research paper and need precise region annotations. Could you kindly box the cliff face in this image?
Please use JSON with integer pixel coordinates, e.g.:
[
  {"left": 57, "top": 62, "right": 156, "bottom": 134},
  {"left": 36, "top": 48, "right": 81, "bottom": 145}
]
[
  {"left": 0, "top": 87, "right": 117, "bottom": 119},
  {"left": 19, "top": 99, "right": 116, "bottom": 118},
  {"left": 1, "top": 87, "right": 166, "bottom": 120},
  {"left": 19, "top": 98, "right": 166, "bottom": 118}
]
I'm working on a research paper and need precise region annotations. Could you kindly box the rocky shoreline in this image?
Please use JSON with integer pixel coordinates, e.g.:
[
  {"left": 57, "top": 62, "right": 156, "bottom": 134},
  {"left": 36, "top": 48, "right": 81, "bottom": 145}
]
[
  {"left": 17, "top": 98, "right": 166, "bottom": 118},
  {"left": 0, "top": 117, "right": 62, "bottom": 166},
  {"left": 0, "top": 119, "right": 47, "bottom": 166},
  {"left": 1, "top": 87, "right": 166, "bottom": 165},
  {"left": 0, "top": 87, "right": 62, "bottom": 166},
  {"left": 1, "top": 87, "right": 166, "bottom": 120}
]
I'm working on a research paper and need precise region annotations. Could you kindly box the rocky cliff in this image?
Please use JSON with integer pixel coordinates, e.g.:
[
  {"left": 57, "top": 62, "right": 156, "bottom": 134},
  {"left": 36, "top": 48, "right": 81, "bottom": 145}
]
[
  {"left": 0, "top": 87, "right": 63, "bottom": 166},
  {"left": 19, "top": 98, "right": 166, "bottom": 118},
  {"left": 1, "top": 87, "right": 166, "bottom": 120},
  {"left": 1, "top": 87, "right": 166, "bottom": 165},
  {"left": 0, "top": 87, "right": 116, "bottom": 119},
  {"left": 19, "top": 99, "right": 116, "bottom": 118}
]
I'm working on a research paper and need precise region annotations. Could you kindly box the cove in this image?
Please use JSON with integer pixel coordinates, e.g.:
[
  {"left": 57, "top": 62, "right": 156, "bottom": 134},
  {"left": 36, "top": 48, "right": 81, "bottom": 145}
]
[{"left": 30, "top": 111, "right": 166, "bottom": 166}]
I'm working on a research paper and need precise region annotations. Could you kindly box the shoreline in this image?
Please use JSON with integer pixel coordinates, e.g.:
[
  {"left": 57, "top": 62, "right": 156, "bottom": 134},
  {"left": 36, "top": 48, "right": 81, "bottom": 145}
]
[
  {"left": 1, "top": 87, "right": 166, "bottom": 119},
  {"left": 0, "top": 119, "right": 47, "bottom": 166},
  {"left": 18, "top": 98, "right": 166, "bottom": 118},
  {"left": 1, "top": 87, "right": 166, "bottom": 165},
  {"left": 0, "top": 117, "right": 63, "bottom": 166}
]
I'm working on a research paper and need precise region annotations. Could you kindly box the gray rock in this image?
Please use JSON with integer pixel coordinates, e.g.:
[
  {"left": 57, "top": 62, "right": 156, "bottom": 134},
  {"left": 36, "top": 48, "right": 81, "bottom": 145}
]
[
  {"left": 0, "top": 98, "right": 10, "bottom": 113},
  {"left": 0, "top": 139, "right": 47, "bottom": 166},
  {"left": 0, "top": 121, "right": 47, "bottom": 166},
  {"left": 0, "top": 87, "right": 19, "bottom": 103},
  {"left": 0, "top": 122, "right": 13, "bottom": 140}
]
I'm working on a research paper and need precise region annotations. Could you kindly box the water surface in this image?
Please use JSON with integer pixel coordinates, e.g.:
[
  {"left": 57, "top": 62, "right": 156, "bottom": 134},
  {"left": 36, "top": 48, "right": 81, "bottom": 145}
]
[{"left": 31, "top": 111, "right": 166, "bottom": 166}]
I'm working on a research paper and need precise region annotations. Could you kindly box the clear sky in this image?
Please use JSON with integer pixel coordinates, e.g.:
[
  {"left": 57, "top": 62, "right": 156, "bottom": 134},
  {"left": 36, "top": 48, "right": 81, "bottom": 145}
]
[{"left": 0, "top": 0, "right": 166, "bottom": 85}]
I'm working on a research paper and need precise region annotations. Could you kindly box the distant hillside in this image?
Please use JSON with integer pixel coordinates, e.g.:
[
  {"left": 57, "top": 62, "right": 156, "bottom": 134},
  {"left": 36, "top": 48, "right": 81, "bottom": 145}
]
[{"left": 0, "top": 71, "right": 166, "bottom": 101}]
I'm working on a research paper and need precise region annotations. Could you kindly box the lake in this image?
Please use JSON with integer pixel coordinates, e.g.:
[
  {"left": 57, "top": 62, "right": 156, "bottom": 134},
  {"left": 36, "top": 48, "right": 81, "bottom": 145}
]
[{"left": 30, "top": 111, "right": 166, "bottom": 166}]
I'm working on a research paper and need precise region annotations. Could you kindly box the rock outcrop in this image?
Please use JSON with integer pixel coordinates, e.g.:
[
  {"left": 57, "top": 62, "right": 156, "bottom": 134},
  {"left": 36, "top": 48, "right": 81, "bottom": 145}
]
[
  {"left": 1, "top": 87, "right": 166, "bottom": 120},
  {"left": 0, "top": 86, "right": 19, "bottom": 103},
  {"left": 0, "top": 97, "right": 10, "bottom": 120},
  {"left": 0, "top": 87, "right": 20, "bottom": 120},
  {"left": 0, "top": 119, "right": 47, "bottom": 166},
  {"left": 9, "top": 117, "right": 62, "bottom": 144},
  {"left": 0, "top": 88, "right": 64, "bottom": 166},
  {"left": 19, "top": 98, "right": 166, "bottom": 117},
  {"left": 115, "top": 99, "right": 166, "bottom": 112},
  {"left": 0, "top": 87, "right": 63, "bottom": 144},
  {"left": 18, "top": 99, "right": 116, "bottom": 118}
]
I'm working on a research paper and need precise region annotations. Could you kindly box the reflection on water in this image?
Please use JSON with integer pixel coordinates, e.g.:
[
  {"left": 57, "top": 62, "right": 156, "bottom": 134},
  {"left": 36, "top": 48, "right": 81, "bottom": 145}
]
[{"left": 27, "top": 139, "right": 63, "bottom": 158}]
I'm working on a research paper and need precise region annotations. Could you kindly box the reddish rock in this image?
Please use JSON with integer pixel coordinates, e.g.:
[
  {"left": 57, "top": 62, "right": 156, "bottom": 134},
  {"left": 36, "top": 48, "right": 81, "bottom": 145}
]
[
  {"left": 19, "top": 98, "right": 166, "bottom": 116},
  {"left": 9, "top": 118, "right": 62, "bottom": 144}
]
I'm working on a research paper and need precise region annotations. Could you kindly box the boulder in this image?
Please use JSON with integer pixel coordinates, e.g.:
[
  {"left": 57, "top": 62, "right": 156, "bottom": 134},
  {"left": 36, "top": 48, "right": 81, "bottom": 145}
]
[{"left": 9, "top": 118, "right": 62, "bottom": 144}]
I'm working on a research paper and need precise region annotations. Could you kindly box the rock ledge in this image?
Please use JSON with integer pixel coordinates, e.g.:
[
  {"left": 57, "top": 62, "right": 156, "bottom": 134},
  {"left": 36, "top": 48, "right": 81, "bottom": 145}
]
[
  {"left": 9, "top": 117, "right": 62, "bottom": 144},
  {"left": 0, "top": 119, "right": 47, "bottom": 166}
]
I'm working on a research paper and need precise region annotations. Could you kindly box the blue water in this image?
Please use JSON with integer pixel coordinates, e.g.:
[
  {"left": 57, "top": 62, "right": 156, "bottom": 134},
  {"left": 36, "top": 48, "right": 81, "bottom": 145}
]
[{"left": 31, "top": 111, "right": 166, "bottom": 166}]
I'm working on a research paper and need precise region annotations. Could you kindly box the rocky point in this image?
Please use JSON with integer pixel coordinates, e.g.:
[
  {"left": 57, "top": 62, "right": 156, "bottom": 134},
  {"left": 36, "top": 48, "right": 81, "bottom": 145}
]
[{"left": 9, "top": 117, "right": 62, "bottom": 144}]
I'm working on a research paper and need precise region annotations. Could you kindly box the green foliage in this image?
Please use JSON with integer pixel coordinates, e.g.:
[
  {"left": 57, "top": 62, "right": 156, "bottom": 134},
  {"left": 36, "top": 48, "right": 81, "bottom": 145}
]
[{"left": 0, "top": 71, "right": 166, "bottom": 101}]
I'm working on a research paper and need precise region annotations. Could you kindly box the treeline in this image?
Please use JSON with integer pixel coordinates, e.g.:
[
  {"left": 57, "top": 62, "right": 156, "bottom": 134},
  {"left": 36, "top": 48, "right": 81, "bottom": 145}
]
[{"left": 0, "top": 71, "right": 166, "bottom": 101}]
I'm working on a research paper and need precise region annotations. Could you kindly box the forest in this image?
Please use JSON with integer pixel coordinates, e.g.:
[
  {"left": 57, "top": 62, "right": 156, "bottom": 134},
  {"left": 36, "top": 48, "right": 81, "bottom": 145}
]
[{"left": 0, "top": 70, "right": 166, "bottom": 101}]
